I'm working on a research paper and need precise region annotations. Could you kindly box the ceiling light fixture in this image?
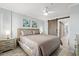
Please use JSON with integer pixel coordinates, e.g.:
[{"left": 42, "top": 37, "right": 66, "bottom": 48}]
[
  {"left": 43, "top": 12, "right": 48, "bottom": 16},
  {"left": 42, "top": 3, "right": 55, "bottom": 16}
]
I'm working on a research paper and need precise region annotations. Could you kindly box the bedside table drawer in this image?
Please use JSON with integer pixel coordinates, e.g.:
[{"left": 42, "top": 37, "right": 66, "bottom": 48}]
[
  {"left": 0, "top": 40, "right": 15, "bottom": 43},
  {"left": 5, "top": 45, "right": 14, "bottom": 49},
  {"left": 0, "top": 38, "right": 16, "bottom": 53},
  {"left": 0, "top": 41, "right": 15, "bottom": 46}
]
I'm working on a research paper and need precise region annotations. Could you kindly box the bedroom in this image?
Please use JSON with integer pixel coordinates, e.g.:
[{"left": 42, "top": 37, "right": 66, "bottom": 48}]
[{"left": 0, "top": 3, "right": 79, "bottom": 56}]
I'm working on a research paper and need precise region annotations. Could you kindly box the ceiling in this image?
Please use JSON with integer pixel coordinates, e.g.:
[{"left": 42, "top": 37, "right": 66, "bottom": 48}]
[{"left": 0, "top": 3, "right": 78, "bottom": 20}]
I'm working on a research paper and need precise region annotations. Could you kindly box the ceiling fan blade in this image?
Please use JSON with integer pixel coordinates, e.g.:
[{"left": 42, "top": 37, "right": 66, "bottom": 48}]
[
  {"left": 48, "top": 11, "right": 55, "bottom": 13},
  {"left": 43, "top": 7, "right": 48, "bottom": 13}
]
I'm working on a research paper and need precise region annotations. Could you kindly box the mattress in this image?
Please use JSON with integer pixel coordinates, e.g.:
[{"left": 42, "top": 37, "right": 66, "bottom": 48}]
[{"left": 19, "top": 34, "right": 60, "bottom": 56}]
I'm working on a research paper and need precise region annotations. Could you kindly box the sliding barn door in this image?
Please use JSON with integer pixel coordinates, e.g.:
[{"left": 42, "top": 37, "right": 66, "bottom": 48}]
[{"left": 48, "top": 20, "right": 58, "bottom": 35}]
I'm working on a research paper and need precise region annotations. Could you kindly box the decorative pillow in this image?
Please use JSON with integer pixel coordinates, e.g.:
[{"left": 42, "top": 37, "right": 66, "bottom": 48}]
[
  {"left": 21, "top": 30, "right": 32, "bottom": 36},
  {"left": 21, "top": 30, "right": 24, "bottom": 36},
  {"left": 32, "top": 30, "right": 40, "bottom": 34}
]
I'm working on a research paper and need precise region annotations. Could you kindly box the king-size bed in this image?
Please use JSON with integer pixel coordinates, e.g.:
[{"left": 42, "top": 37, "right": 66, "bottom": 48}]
[{"left": 17, "top": 28, "right": 60, "bottom": 56}]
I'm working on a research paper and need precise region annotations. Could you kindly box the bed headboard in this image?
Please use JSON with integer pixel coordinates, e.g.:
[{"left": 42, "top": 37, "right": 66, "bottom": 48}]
[{"left": 17, "top": 28, "right": 40, "bottom": 39}]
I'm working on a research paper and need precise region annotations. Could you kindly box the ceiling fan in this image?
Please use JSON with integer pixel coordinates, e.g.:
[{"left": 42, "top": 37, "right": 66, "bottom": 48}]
[{"left": 43, "top": 4, "right": 55, "bottom": 16}]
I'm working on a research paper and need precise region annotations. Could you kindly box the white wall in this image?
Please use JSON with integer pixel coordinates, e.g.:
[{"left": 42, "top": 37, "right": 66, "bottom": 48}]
[
  {"left": 11, "top": 12, "right": 23, "bottom": 38},
  {"left": 0, "top": 8, "right": 11, "bottom": 37},
  {"left": 0, "top": 8, "right": 44, "bottom": 38},
  {"left": 43, "top": 20, "right": 48, "bottom": 34},
  {"left": 68, "top": 4, "right": 79, "bottom": 52}
]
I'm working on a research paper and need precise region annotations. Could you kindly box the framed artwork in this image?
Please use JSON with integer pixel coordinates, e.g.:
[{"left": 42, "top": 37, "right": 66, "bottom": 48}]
[
  {"left": 32, "top": 20, "right": 37, "bottom": 28},
  {"left": 23, "top": 18, "right": 30, "bottom": 27}
]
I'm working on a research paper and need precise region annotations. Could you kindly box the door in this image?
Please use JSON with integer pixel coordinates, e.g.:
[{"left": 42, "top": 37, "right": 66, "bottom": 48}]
[
  {"left": 48, "top": 20, "right": 58, "bottom": 35},
  {"left": 59, "top": 21, "right": 68, "bottom": 48},
  {"left": 59, "top": 21, "right": 65, "bottom": 39}
]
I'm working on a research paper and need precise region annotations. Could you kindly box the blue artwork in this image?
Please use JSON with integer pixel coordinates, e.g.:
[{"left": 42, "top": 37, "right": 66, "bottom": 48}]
[
  {"left": 32, "top": 20, "right": 37, "bottom": 28},
  {"left": 23, "top": 19, "right": 30, "bottom": 27},
  {"left": 23, "top": 18, "right": 37, "bottom": 28}
]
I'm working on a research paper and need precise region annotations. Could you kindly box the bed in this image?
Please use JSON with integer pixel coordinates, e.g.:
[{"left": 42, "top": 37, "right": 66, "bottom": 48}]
[{"left": 17, "top": 28, "right": 60, "bottom": 56}]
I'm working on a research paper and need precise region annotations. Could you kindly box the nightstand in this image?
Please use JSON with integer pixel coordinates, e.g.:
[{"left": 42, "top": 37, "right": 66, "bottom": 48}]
[{"left": 0, "top": 38, "right": 16, "bottom": 53}]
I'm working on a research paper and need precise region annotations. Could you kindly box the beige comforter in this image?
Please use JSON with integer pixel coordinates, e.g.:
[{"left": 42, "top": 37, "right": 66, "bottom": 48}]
[{"left": 20, "top": 34, "right": 60, "bottom": 56}]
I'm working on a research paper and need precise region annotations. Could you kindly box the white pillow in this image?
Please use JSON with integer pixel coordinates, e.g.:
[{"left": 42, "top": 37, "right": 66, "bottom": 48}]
[{"left": 21, "top": 30, "right": 32, "bottom": 36}]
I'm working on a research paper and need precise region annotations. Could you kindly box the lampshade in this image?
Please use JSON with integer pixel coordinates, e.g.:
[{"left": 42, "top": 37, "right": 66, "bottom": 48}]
[{"left": 5, "top": 30, "right": 10, "bottom": 36}]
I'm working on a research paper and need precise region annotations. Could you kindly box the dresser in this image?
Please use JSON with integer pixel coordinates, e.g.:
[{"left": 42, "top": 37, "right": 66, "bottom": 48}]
[
  {"left": 75, "top": 34, "right": 79, "bottom": 56},
  {"left": 0, "top": 38, "right": 16, "bottom": 53}
]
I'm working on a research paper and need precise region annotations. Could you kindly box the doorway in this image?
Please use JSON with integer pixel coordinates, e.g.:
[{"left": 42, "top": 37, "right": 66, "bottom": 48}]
[
  {"left": 59, "top": 21, "right": 65, "bottom": 40},
  {"left": 59, "top": 21, "right": 69, "bottom": 49}
]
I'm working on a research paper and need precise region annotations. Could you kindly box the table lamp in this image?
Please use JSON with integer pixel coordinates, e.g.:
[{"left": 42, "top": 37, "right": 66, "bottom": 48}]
[{"left": 5, "top": 30, "right": 10, "bottom": 39}]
